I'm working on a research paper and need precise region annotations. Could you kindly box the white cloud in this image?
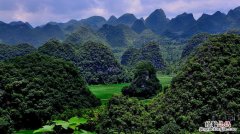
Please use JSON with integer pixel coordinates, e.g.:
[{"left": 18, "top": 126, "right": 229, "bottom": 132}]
[
  {"left": 143, "top": 0, "right": 240, "bottom": 19},
  {"left": 81, "top": 7, "right": 109, "bottom": 18},
  {"left": 0, "top": 0, "right": 240, "bottom": 26},
  {"left": 125, "top": 0, "right": 143, "bottom": 13}
]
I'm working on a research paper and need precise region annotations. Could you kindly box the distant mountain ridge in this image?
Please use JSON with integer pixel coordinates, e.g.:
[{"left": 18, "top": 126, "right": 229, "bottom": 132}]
[
  {"left": 0, "top": 21, "right": 64, "bottom": 47},
  {"left": 1, "top": 6, "right": 240, "bottom": 46},
  {"left": 145, "top": 9, "right": 169, "bottom": 34}
]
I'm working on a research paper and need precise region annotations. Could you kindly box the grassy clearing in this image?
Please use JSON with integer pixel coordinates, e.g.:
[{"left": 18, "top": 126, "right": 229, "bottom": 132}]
[
  {"left": 157, "top": 75, "right": 173, "bottom": 88},
  {"left": 88, "top": 83, "right": 129, "bottom": 104},
  {"left": 89, "top": 74, "right": 173, "bottom": 103}
]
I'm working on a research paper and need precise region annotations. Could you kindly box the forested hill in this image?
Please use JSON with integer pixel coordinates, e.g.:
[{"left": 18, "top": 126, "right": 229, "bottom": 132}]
[
  {"left": 1, "top": 6, "right": 240, "bottom": 47},
  {"left": 150, "top": 34, "right": 240, "bottom": 132},
  {"left": 0, "top": 53, "right": 101, "bottom": 133},
  {"left": 97, "top": 34, "right": 240, "bottom": 133}
]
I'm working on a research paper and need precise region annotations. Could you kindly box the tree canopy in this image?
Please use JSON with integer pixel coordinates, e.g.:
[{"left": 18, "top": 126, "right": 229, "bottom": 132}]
[
  {"left": 0, "top": 43, "right": 36, "bottom": 61},
  {"left": 121, "top": 42, "right": 165, "bottom": 69},
  {"left": 77, "top": 41, "right": 129, "bottom": 84},
  {"left": 150, "top": 34, "right": 240, "bottom": 131},
  {"left": 181, "top": 33, "right": 210, "bottom": 58},
  {"left": 0, "top": 53, "right": 100, "bottom": 133},
  {"left": 122, "top": 61, "right": 161, "bottom": 98},
  {"left": 38, "top": 40, "right": 129, "bottom": 84},
  {"left": 97, "top": 96, "right": 156, "bottom": 133},
  {"left": 38, "top": 39, "right": 77, "bottom": 61}
]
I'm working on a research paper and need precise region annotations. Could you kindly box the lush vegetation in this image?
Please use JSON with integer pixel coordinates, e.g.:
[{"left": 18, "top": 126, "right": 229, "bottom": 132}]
[
  {"left": 0, "top": 53, "right": 100, "bottom": 133},
  {"left": 150, "top": 34, "right": 240, "bottom": 132},
  {"left": 94, "top": 34, "right": 240, "bottom": 133},
  {"left": 0, "top": 43, "right": 36, "bottom": 60},
  {"left": 33, "top": 116, "right": 91, "bottom": 134},
  {"left": 2, "top": 32, "right": 240, "bottom": 134},
  {"left": 77, "top": 41, "right": 130, "bottom": 84},
  {"left": 97, "top": 95, "right": 155, "bottom": 133},
  {"left": 89, "top": 74, "right": 172, "bottom": 103},
  {"left": 122, "top": 61, "right": 161, "bottom": 98},
  {"left": 181, "top": 33, "right": 209, "bottom": 58},
  {"left": 98, "top": 24, "right": 138, "bottom": 47},
  {"left": 121, "top": 42, "right": 165, "bottom": 69},
  {"left": 132, "top": 29, "right": 167, "bottom": 47},
  {"left": 64, "top": 26, "right": 107, "bottom": 45},
  {"left": 1, "top": 6, "right": 240, "bottom": 133},
  {"left": 120, "top": 47, "right": 139, "bottom": 66},
  {"left": 38, "top": 40, "right": 129, "bottom": 84},
  {"left": 89, "top": 83, "right": 129, "bottom": 104},
  {"left": 38, "top": 39, "right": 76, "bottom": 61}
]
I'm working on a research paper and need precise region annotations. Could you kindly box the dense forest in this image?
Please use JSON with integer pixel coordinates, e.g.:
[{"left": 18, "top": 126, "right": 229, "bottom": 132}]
[
  {"left": 0, "top": 54, "right": 100, "bottom": 133},
  {"left": 96, "top": 34, "right": 240, "bottom": 133},
  {"left": 0, "top": 5, "right": 240, "bottom": 134}
]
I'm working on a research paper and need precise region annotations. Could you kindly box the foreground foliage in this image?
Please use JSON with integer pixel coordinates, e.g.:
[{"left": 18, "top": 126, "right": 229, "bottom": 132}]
[
  {"left": 0, "top": 53, "right": 100, "bottom": 133},
  {"left": 97, "top": 96, "right": 156, "bottom": 133},
  {"left": 97, "top": 95, "right": 185, "bottom": 134},
  {"left": 34, "top": 117, "right": 92, "bottom": 134}
]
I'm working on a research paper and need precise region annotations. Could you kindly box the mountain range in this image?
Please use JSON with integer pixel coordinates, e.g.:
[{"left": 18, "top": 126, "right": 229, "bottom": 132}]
[{"left": 1, "top": 6, "right": 240, "bottom": 47}]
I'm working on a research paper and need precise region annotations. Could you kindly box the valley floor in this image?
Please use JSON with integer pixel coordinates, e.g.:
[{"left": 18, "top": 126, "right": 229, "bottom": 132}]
[{"left": 89, "top": 74, "right": 173, "bottom": 104}]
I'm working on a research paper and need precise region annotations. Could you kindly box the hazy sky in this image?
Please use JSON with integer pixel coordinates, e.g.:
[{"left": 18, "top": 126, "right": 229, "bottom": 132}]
[{"left": 0, "top": 0, "right": 240, "bottom": 26}]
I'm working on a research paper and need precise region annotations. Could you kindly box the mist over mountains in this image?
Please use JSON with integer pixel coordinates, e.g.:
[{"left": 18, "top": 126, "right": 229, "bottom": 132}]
[{"left": 1, "top": 6, "right": 240, "bottom": 47}]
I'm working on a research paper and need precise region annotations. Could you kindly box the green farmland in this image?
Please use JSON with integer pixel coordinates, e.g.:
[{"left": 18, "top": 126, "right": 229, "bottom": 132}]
[{"left": 89, "top": 74, "right": 173, "bottom": 103}]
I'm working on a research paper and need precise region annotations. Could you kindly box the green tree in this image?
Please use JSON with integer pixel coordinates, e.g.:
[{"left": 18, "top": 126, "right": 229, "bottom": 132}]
[
  {"left": 97, "top": 95, "right": 157, "bottom": 133},
  {"left": 34, "top": 116, "right": 92, "bottom": 134},
  {"left": 122, "top": 61, "right": 161, "bottom": 98}
]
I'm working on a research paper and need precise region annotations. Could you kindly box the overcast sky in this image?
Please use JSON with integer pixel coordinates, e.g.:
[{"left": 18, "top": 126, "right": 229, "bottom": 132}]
[{"left": 0, "top": 0, "right": 240, "bottom": 26}]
